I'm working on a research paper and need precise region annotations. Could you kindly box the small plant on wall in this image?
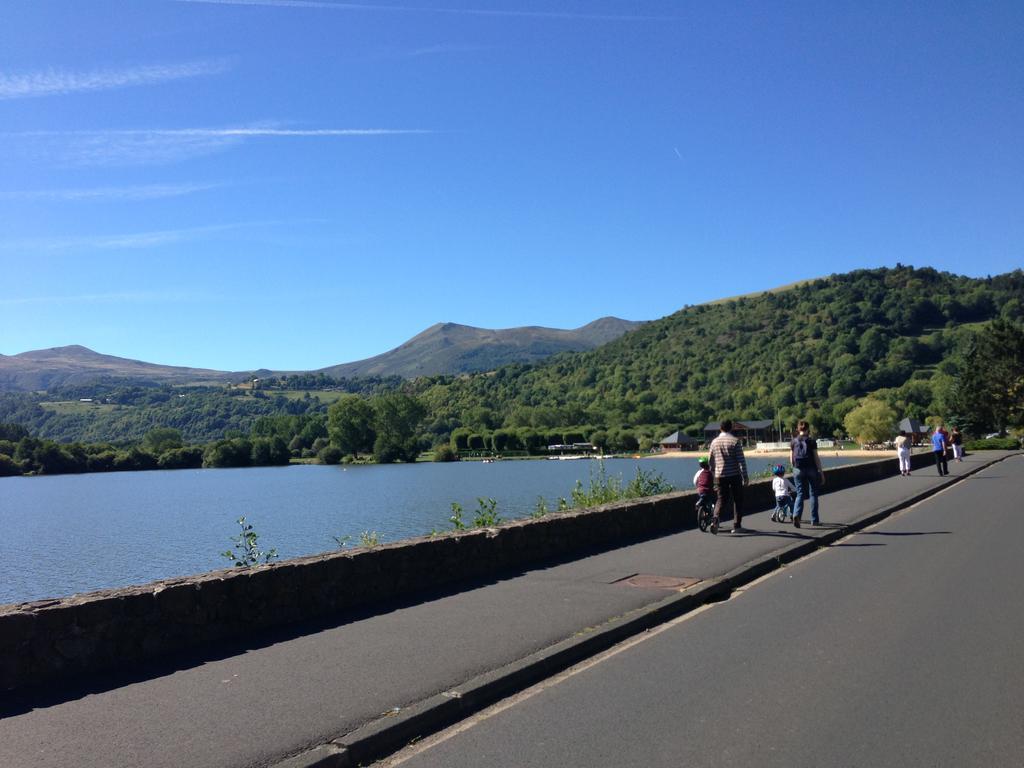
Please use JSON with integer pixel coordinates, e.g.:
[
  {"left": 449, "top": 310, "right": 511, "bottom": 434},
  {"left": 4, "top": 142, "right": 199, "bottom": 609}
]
[{"left": 222, "top": 516, "right": 278, "bottom": 567}]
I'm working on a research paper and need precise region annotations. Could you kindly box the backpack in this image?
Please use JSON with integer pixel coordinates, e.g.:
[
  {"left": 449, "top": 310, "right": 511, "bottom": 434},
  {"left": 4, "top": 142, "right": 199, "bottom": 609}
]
[{"left": 793, "top": 436, "right": 810, "bottom": 463}]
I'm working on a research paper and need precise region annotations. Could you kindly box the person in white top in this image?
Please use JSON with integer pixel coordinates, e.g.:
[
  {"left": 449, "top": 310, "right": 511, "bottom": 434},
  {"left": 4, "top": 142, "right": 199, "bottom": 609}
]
[
  {"left": 770, "top": 464, "right": 797, "bottom": 522},
  {"left": 894, "top": 430, "right": 911, "bottom": 476}
]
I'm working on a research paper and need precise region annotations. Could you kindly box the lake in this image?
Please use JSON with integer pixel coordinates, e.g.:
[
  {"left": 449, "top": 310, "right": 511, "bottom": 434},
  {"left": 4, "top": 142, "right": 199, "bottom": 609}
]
[{"left": 0, "top": 455, "right": 868, "bottom": 605}]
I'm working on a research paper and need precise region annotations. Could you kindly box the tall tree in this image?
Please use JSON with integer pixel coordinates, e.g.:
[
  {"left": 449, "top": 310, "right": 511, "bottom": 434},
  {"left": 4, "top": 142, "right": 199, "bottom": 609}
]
[
  {"left": 142, "top": 427, "right": 183, "bottom": 454},
  {"left": 843, "top": 398, "right": 898, "bottom": 444},
  {"left": 327, "top": 395, "right": 375, "bottom": 458},
  {"left": 949, "top": 319, "right": 1024, "bottom": 435},
  {"left": 371, "top": 392, "right": 426, "bottom": 463}
]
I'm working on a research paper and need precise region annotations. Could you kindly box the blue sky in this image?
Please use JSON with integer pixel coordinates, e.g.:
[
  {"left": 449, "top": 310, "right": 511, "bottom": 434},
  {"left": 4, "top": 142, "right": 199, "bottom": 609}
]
[{"left": 1, "top": 0, "right": 1021, "bottom": 371}]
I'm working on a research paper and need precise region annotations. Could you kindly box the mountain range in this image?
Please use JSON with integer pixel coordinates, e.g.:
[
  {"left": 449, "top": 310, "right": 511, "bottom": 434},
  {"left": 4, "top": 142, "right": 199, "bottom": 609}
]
[
  {"left": 0, "top": 317, "right": 643, "bottom": 392},
  {"left": 2, "top": 267, "right": 1020, "bottom": 446}
]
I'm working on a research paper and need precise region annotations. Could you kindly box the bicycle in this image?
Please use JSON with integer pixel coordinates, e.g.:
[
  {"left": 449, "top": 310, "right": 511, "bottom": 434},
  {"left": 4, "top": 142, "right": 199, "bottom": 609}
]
[
  {"left": 770, "top": 494, "right": 794, "bottom": 523},
  {"left": 696, "top": 494, "right": 718, "bottom": 534}
]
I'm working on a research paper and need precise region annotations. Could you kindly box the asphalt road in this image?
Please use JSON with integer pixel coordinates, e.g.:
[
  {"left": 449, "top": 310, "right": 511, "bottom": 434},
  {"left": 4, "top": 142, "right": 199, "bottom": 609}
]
[
  {"left": 383, "top": 456, "right": 1024, "bottom": 768},
  {"left": 0, "top": 452, "right": 1012, "bottom": 768}
]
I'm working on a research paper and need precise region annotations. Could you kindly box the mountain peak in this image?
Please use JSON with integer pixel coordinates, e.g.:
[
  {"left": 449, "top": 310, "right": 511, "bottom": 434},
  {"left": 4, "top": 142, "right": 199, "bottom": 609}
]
[
  {"left": 15, "top": 344, "right": 101, "bottom": 360},
  {"left": 318, "top": 318, "right": 643, "bottom": 379}
]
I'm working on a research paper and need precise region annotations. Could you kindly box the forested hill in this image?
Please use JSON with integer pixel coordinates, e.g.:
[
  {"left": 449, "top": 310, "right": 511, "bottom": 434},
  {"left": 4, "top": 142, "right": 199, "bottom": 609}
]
[
  {"left": 1, "top": 266, "right": 1020, "bottom": 447},
  {"left": 407, "top": 266, "right": 1024, "bottom": 438}
]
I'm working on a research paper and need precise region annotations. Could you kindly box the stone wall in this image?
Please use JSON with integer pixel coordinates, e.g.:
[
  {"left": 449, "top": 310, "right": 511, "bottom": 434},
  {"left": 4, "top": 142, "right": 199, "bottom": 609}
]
[{"left": 0, "top": 453, "right": 932, "bottom": 691}]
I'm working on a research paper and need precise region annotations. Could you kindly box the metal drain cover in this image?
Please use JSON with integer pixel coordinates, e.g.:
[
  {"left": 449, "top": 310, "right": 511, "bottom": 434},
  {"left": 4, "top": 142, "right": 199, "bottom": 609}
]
[{"left": 615, "top": 574, "right": 702, "bottom": 590}]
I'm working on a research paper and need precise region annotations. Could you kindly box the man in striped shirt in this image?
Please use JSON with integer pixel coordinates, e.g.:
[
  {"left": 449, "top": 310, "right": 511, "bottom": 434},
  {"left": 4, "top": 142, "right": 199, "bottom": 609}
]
[{"left": 708, "top": 419, "right": 749, "bottom": 533}]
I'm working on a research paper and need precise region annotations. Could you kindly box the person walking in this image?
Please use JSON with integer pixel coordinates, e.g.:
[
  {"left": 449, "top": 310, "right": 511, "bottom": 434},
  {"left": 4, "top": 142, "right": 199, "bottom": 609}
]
[
  {"left": 791, "top": 420, "right": 825, "bottom": 528},
  {"left": 895, "top": 430, "right": 912, "bottom": 476},
  {"left": 708, "top": 419, "right": 749, "bottom": 534},
  {"left": 931, "top": 427, "right": 949, "bottom": 476},
  {"left": 950, "top": 426, "right": 964, "bottom": 462}
]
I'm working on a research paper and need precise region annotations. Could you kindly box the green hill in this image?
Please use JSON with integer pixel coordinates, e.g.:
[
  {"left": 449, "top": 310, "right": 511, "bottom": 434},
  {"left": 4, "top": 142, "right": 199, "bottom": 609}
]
[
  {"left": 1, "top": 266, "right": 1020, "bottom": 448},
  {"left": 406, "top": 265, "right": 1024, "bottom": 440}
]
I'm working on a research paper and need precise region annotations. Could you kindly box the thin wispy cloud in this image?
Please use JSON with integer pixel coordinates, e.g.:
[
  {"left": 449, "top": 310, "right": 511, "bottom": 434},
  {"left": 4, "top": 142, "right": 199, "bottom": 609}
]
[
  {"left": 406, "top": 44, "right": 491, "bottom": 58},
  {"left": 0, "top": 59, "right": 230, "bottom": 100},
  {"left": 2, "top": 125, "right": 428, "bottom": 166},
  {"left": 102, "top": 127, "right": 430, "bottom": 136},
  {"left": 1, "top": 223, "right": 253, "bottom": 253},
  {"left": 0, "top": 291, "right": 208, "bottom": 307},
  {"left": 174, "top": 0, "right": 671, "bottom": 21},
  {"left": 0, "top": 182, "right": 225, "bottom": 202}
]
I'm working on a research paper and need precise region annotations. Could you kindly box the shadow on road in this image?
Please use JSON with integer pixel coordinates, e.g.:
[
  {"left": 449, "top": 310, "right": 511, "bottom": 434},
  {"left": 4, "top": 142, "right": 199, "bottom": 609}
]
[
  {"left": 728, "top": 529, "right": 813, "bottom": 540},
  {"left": 831, "top": 542, "right": 886, "bottom": 548},
  {"left": 0, "top": 522, "right": 707, "bottom": 717}
]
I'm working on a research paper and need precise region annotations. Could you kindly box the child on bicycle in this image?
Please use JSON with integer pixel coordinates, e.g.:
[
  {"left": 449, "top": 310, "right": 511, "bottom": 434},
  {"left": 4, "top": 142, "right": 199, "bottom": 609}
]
[
  {"left": 770, "top": 464, "right": 796, "bottom": 523},
  {"left": 693, "top": 456, "right": 718, "bottom": 531},
  {"left": 693, "top": 456, "right": 714, "bottom": 502}
]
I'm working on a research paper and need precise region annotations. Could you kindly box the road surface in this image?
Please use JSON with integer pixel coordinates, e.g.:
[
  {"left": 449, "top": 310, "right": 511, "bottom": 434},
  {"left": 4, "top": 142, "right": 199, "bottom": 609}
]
[{"left": 384, "top": 456, "right": 1024, "bottom": 768}]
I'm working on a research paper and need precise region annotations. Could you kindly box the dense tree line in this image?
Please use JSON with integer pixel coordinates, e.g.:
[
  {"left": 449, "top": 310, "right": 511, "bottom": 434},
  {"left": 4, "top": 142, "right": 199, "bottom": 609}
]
[
  {"left": 258, "top": 372, "right": 403, "bottom": 393},
  {"left": 0, "top": 426, "right": 293, "bottom": 477},
  {"left": 0, "top": 384, "right": 326, "bottom": 445},
  {"left": 326, "top": 393, "right": 425, "bottom": 463},
  {"left": 1, "top": 267, "right": 1021, "bottom": 472}
]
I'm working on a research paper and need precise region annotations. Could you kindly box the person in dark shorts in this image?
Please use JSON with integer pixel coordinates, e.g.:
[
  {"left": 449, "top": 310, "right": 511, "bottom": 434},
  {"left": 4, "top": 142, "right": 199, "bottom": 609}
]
[
  {"left": 708, "top": 419, "right": 749, "bottom": 533},
  {"left": 791, "top": 420, "right": 826, "bottom": 528}
]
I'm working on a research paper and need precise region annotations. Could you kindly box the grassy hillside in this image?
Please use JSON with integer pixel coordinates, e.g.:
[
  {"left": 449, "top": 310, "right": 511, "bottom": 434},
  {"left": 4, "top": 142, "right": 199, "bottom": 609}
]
[{"left": 0, "top": 345, "right": 238, "bottom": 391}]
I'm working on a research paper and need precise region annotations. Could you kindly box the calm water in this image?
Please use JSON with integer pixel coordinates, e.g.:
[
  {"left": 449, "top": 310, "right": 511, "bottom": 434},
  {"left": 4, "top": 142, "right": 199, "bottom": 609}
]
[{"left": 0, "top": 455, "right": 867, "bottom": 605}]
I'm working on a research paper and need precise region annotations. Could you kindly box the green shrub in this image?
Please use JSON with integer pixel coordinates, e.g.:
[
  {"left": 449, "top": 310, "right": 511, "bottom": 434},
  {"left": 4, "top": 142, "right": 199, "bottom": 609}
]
[
  {"left": 433, "top": 444, "right": 458, "bottom": 462},
  {"left": 964, "top": 437, "right": 1019, "bottom": 450},
  {"left": 0, "top": 454, "right": 20, "bottom": 477},
  {"left": 158, "top": 446, "right": 204, "bottom": 469},
  {"left": 86, "top": 450, "right": 119, "bottom": 472},
  {"left": 472, "top": 497, "right": 500, "bottom": 527},
  {"left": 318, "top": 445, "right": 343, "bottom": 464},
  {"left": 557, "top": 465, "right": 674, "bottom": 510},
  {"left": 623, "top": 467, "right": 674, "bottom": 497}
]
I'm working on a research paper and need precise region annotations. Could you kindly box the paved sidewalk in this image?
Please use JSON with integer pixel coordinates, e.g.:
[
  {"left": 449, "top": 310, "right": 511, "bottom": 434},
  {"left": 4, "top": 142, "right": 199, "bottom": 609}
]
[{"left": 0, "top": 452, "right": 1014, "bottom": 768}]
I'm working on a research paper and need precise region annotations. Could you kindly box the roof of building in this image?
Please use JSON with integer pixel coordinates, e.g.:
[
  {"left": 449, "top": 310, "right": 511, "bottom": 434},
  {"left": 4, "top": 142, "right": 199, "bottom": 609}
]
[
  {"left": 704, "top": 420, "right": 774, "bottom": 432},
  {"left": 898, "top": 417, "right": 928, "bottom": 433},
  {"left": 659, "top": 430, "right": 699, "bottom": 445}
]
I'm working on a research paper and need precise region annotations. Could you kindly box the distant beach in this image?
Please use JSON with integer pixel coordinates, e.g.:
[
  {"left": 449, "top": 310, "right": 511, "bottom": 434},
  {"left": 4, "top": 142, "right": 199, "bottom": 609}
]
[{"left": 646, "top": 448, "right": 904, "bottom": 460}]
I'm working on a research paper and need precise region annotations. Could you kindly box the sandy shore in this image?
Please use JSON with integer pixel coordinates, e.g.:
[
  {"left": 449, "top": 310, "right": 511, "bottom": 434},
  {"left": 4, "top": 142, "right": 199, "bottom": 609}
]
[{"left": 646, "top": 448, "right": 905, "bottom": 460}]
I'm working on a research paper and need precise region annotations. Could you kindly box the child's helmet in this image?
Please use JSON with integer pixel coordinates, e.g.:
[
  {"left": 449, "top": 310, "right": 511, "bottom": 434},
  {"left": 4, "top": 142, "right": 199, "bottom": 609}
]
[
  {"left": 697, "top": 455, "right": 709, "bottom": 467},
  {"left": 771, "top": 464, "right": 786, "bottom": 476}
]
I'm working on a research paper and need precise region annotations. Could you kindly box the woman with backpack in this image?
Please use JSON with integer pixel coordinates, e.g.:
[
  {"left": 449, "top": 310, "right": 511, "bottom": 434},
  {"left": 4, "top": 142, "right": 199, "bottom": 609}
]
[{"left": 791, "top": 420, "right": 826, "bottom": 528}]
